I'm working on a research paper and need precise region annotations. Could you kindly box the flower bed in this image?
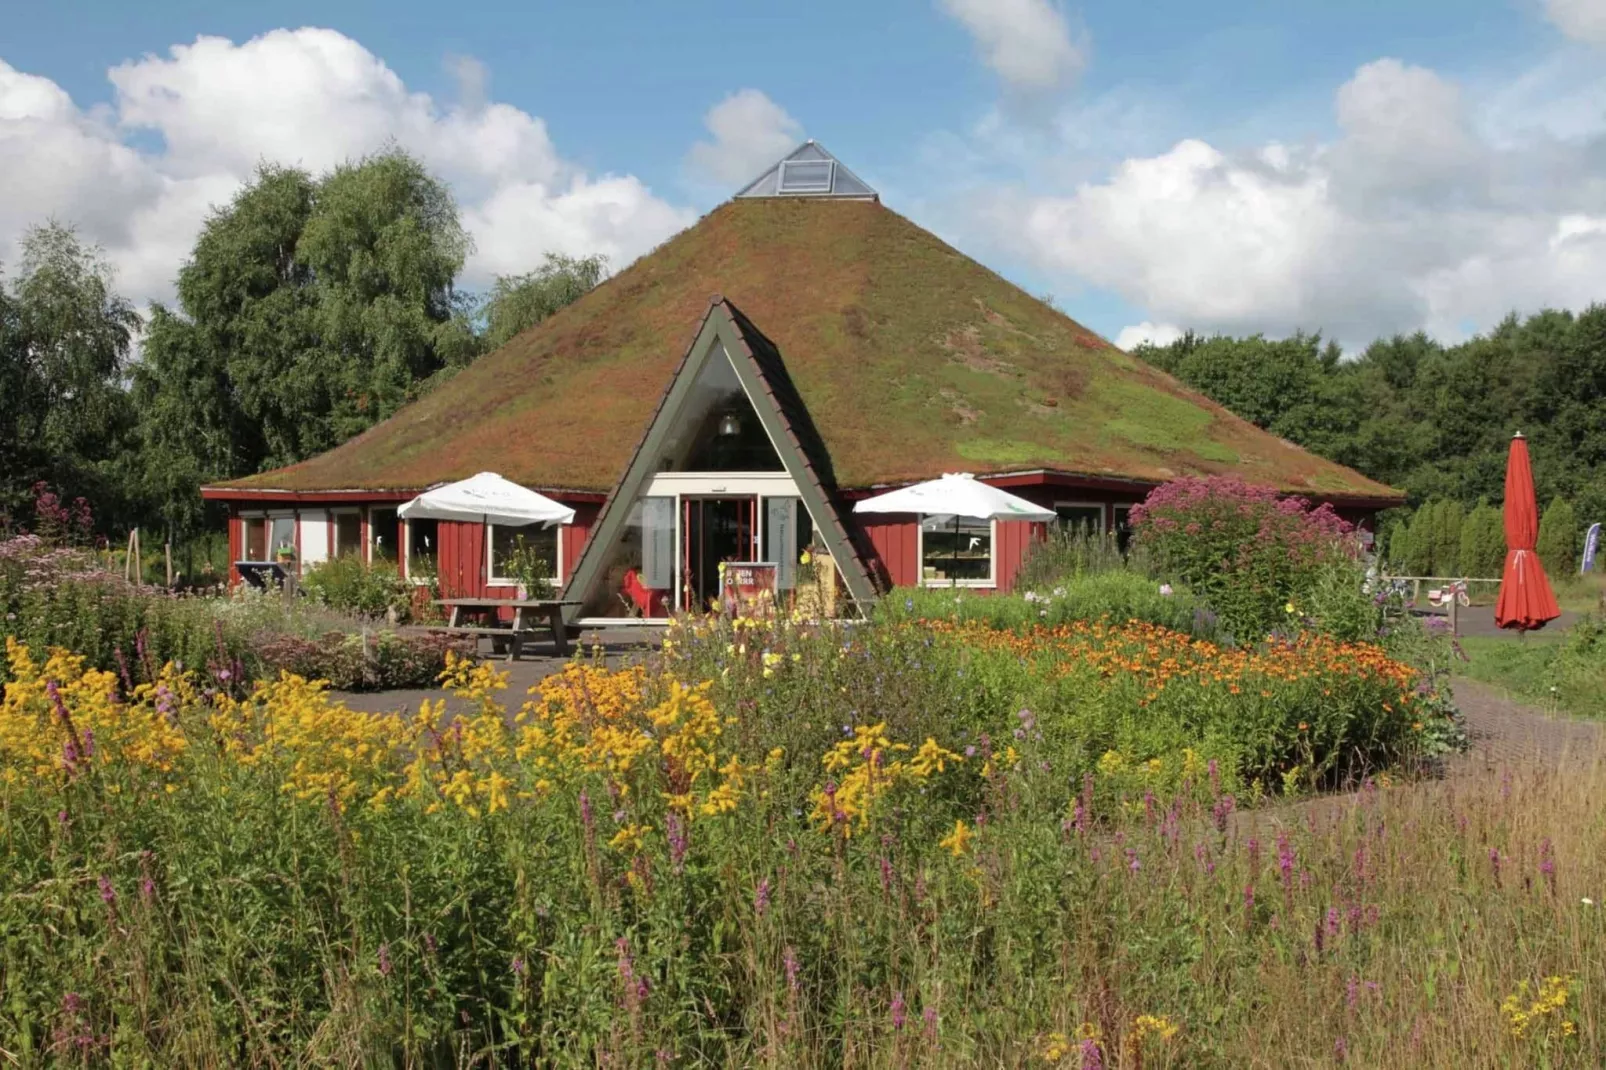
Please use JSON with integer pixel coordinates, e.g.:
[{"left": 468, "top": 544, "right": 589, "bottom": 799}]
[{"left": 0, "top": 634, "right": 1593, "bottom": 1065}]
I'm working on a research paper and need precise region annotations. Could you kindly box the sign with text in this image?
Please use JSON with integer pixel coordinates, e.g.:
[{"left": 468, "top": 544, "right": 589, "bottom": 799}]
[{"left": 720, "top": 561, "right": 779, "bottom": 618}]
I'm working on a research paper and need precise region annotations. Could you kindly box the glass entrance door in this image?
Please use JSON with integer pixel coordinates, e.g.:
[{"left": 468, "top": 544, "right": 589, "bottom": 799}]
[{"left": 681, "top": 497, "right": 758, "bottom": 612}]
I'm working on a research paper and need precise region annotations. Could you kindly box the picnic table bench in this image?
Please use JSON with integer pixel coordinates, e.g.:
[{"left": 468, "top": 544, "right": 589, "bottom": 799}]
[{"left": 431, "top": 598, "right": 581, "bottom": 660}]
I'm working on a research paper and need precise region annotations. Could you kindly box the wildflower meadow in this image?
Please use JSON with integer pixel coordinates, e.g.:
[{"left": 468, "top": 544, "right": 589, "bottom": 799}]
[{"left": 1, "top": 477, "right": 1601, "bottom": 1067}]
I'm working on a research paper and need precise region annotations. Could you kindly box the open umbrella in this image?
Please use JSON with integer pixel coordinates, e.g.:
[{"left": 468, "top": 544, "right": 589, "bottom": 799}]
[
  {"left": 852, "top": 473, "right": 1054, "bottom": 586},
  {"left": 1494, "top": 433, "right": 1560, "bottom": 631},
  {"left": 398, "top": 472, "right": 575, "bottom": 528}
]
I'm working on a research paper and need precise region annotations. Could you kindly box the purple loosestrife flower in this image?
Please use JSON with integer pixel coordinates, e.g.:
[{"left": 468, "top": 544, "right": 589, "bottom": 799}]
[
  {"left": 754, "top": 877, "right": 771, "bottom": 918},
  {"left": 1277, "top": 831, "right": 1295, "bottom": 887},
  {"left": 580, "top": 790, "right": 594, "bottom": 831},
  {"left": 783, "top": 946, "right": 801, "bottom": 993},
  {"left": 890, "top": 991, "right": 907, "bottom": 1031},
  {"left": 1247, "top": 837, "right": 1261, "bottom": 877},
  {"left": 98, "top": 876, "right": 116, "bottom": 906},
  {"left": 879, "top": 855, "right": 893, "bottom": 894},
  {"left": 1489, "top": 847, "right": 1503, "bottom": 888},
  {"left": 1334, "top": 1035, "right": 1348, "bottom": 1061},
  {"left": 923, "top": 1006, "right": 938, "bottom": 1042},
  {"left": 1212, "top": 793, "right": 1235, "bottom": 833},
  {"left": 1126, "top": 848, "right": 1141, "bottom": 874},
  {"left": 1079, "top": 1037, "right": 1104, "bottom": 1069},
  {"left": 665, "top": 811, "right": 689, "bottom": 873},
  {"left": 512, "top": 955, "right": 526, "bottom": 977}
]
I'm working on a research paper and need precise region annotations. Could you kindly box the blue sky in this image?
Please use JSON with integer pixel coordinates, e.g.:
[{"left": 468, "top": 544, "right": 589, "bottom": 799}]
[{"left": 3, "top": 0, "right": 1605, "bottom": 349}]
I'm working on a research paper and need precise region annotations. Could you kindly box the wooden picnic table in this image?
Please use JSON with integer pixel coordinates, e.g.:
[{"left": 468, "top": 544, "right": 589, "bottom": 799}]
[{"left": 432, "top": 598, "right": 581, "bottom": 660}]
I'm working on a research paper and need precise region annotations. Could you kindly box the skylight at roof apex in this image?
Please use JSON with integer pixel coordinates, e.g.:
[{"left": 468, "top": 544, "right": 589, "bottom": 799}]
[{"left": 733, "top": 140, "right": 879, "bottom": 201}]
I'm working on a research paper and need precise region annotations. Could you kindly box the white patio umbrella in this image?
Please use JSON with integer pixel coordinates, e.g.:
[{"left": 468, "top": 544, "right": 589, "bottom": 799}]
[
  {"left": 853, "top": 472, "right": 1054, "bottom": 586},
  {"left": 398, "top": 472, "right": 575, "bottom": 528}
]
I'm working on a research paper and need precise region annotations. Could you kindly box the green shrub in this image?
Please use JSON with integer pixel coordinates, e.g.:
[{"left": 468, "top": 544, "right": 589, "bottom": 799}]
[
  {"left": 251, "top": 629, "right": 472, "bottom": 690},
  {"left": 1459, "top": 498, "right": 1506, "bottom": 578},
  {"left": 1537, "top": 496, "right": 1578, "bottom": 577},
  {"left": 1012, "top": 525, "right": 1138, "bottom": 590},
  {"left": 885, "top": 572, "right": 1206, "bottom": 636},
  {"left": 301, "top": 555, "right": 409, "bottom": 618},
  {"left": 1130, "top": 476, "right": 1356, "bottom": 642}
]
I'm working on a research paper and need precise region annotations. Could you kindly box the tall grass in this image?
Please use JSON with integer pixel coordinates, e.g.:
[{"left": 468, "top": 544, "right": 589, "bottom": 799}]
[
  {"left": 0, "top": 607, "right": 1550, "bottom": 1066},
  {"left": 1456, "top": 614, "right": 1606, "bottom": 718}
]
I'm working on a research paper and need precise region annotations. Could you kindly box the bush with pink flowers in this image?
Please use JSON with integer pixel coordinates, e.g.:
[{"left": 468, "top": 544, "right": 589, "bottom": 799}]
[{"left": 1130, "top": 476, "right": 1358, "bottom": 641}]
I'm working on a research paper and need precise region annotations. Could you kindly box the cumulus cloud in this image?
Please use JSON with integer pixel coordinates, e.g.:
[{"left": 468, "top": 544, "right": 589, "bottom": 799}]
[
  {"left": 968, "top": 56, "right": 1606, "bottom": 345},
  {"left": 0, "top": 29, "right": 694, "bottom": 307},
  {"left": 939, "top": 0, "right": 1086, "bottom": 95},
  {"left": 1115, "top": 322, "right": 1185, "bottom": 351},
  {"left": 685, "top": 89, "right": 803, "bottom": 187},
  {"left": 1546, "top": 0, "right": 1606, "bottom": 44}
]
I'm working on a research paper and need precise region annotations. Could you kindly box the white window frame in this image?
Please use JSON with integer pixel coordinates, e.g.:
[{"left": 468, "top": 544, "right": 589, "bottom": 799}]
[
  {"left": 1053, "top": 500, "right": 1107, "bottom": 535},
  {"left": 916, "top": 517, "right": 998, "bottom": 589},
  {"left": 403, "top": 517, "right": 439, "bottom": 586},
  {"left": 486, "top": 523, "right": 566, "bottom": 588},
  {"left": 366, "top": 505, "right": 401, "bottom": 566},
  {"left": 239, "top": 512, "right": 267, "bottom": 561},
  {"left": 327, "top": 508, "right": 363, "bottom": 560}
]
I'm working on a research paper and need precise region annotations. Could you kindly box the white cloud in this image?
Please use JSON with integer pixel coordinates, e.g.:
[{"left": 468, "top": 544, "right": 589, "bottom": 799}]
[
  {"left": 939, "top": 0, "right": 1086, "bottom": 95},
  {"left": 1546, "top": 0, "right": 1606, "bottom": 44},
  {"left": 0, "top": 29, "right": 694, "bottom": 306},
  {"left": 1115, "top": 322, "right": 1184, "bottom": 351},
  {"left": 685, "top": 89, "right": 802, "bottom": 187},
  {"left": 965, "top": 54, "right": 1606, "bottom": 345}
]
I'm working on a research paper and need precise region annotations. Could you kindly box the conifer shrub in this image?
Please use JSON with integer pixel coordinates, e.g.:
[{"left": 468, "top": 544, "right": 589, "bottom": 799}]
[{"left": 1538, "top": 497, "right": 1578, "bottom": 577}]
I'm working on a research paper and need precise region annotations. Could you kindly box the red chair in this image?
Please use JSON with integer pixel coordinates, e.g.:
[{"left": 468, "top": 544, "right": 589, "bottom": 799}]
[{"left": 621, "top": 568, "right": 666, "bottom": 618}]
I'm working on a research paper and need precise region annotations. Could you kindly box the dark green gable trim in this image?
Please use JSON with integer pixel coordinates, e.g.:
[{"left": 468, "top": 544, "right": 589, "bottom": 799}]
[{"left": 562, "top": 298, "right": 878, "bottom": 619}]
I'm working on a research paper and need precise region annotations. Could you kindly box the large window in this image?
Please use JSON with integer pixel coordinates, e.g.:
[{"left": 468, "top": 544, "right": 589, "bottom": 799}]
[
  {"left": 579, "top": 498, "right": 674, "bottom": 619},
  {"left": 406, "top": 518, "right": 439, "bottom": 581},
  {"left": 332, "top": 512, "right": 362, "bottom": 558},
  {"left": 488, "top": 523, "right": 561, "bottom": 588},
  {"left": 1054, "top": 502, "right": 1105, "bottom": 536},
  {"left": 921, "top": 517, "right": 994, "bottom": 586},
  {"left": 369, "top": 507, "right": 400, "bottom": 563},
  {"left": 269, "top": 515, "right": 296, "bottom": 557},
  {"left": 243, "top": 516, "right": 267, "bottom": 561},
  {"left": 1112, "top": 504, "right": 1135, "bottom": 553},
  {"left": 762, "top": 497, "right": 814, "bottom": 589}
]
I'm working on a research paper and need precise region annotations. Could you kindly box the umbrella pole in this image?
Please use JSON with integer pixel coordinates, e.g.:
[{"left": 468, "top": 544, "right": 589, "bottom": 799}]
[{"left": 952, "top": 514, "right": 959, "bottom": 590}]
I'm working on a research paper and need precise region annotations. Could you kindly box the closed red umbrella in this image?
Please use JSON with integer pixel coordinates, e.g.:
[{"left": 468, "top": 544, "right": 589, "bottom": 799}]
[{"left": 1495, "top": 432, "right": 1560, "bottom": 631}]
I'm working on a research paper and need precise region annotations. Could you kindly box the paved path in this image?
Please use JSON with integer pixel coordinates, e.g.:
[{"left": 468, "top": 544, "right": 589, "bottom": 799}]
[
  {"left": 1447, "top": 676, "right": 1603, "bottom": 773},
  {"left": 334, "top": 625, "right": 663, "bottom": 716},
  {"left": 1446, "top": 603, "right": 1580, "bottom": 639}
]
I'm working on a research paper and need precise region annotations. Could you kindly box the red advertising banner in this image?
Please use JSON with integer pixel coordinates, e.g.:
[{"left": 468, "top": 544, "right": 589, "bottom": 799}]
[{"left": 719, "top": 561, "right": 779, "bottom": 618}]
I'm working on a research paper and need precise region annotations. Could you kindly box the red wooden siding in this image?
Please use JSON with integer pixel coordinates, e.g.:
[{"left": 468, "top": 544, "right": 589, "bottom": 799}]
[
  {"left": 227, "top": 507, "right": 242, "bottom": 585},
  {"left": 860, "top": 516, "right": 920, "bottom": 588},
  {"left": 561, "top": 504, "right": 600, "bottom": 581},
  {"left": 994, "top": 520, "right": 1045, "bottom": 594}
]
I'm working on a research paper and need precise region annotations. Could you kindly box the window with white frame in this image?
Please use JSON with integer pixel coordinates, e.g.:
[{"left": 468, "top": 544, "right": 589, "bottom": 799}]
[
  {"left": 242, "top": 515, "right": 268, "bottom": 561},
  {"left": 1112, "top": 504, "right": 1135, "bottom": 552},
  {"left": 1054, "top": 502, "right": 1106, "bottom": 536},
  {"left": 268, "top": 515, "right": 296, "bottom": 556},
  {"left": 488, "top": 523, "right": 562, "bottom": 589},
  {"left": 920, "top": 517, "right": 994, "bottom": 586},
  {"left": 332, "top": 511, "right": 362, "bottom": 558},
  {"left": 369, "top": 507, "right": 400, "bottom": 563},
  {"left": 405, "top": 518, "right": 438, "bottom": 582}
]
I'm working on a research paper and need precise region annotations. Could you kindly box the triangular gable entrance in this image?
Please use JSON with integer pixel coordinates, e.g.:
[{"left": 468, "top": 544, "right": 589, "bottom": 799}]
[{"left": 563, "top": 297, "right": 877, "bottom": 618}]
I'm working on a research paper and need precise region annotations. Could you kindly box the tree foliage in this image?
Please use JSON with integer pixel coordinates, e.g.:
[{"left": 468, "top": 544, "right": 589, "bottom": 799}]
[
  {"left": 1135, "top": 308, "right": 1606, "bottom": 528},
  {"left": 480, "top": 253, "right": 607, "bottom": 352},
  {"left": 0, "top": 224, "right": 140, "bottom": 529},
  {"left": 1537, "top": 496, "right": 1579, "bottom": 577}
]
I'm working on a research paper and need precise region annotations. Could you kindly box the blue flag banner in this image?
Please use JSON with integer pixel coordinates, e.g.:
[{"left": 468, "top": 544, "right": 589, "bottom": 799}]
[{"left": 1583, "top": 522, "right": 1602, "bottom": 574}]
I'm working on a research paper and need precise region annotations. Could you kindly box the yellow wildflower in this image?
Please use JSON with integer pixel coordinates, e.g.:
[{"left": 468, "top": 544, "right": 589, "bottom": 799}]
[{"left": 939, "top": 819, "right": 974, "bottom": 857}]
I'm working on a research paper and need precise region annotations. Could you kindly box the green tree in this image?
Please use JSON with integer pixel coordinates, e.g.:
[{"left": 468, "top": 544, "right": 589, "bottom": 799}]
[
  {"left": 134, "top": 151, "right": 479, "bottom": 530},
  {"left": 1403, "top": 505, "right": 1435, "bottom": 576},
  {"left": 1431, "top": 499, "right": 1464, "bottom": 576},
  {"left": 1537, "top": 497, "right": 1578, "bottom": 577},
  {"left": 0, "top": 223, "right": 139, "bottom": 527},
  {"left": 480, "top": 253, "right": 606, "bottom": 352},
  {"left": 1459, "top": 499, "right": 1506, "bottom": 579}
]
